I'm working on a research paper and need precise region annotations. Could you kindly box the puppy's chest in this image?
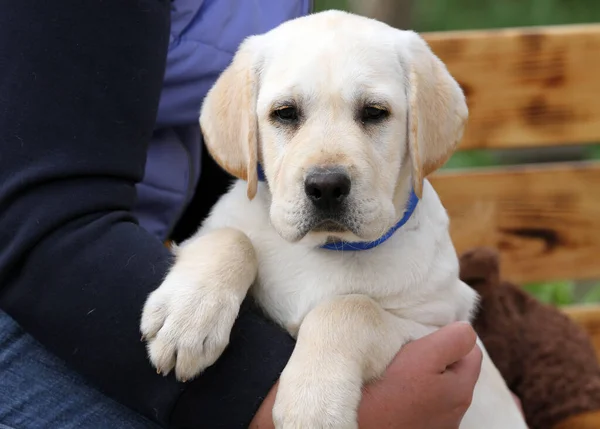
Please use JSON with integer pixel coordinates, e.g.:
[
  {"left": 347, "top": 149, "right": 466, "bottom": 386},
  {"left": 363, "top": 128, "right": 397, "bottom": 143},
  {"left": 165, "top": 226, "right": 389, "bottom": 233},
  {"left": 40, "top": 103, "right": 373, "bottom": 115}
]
[{"left": 251, "top": 242, "right": 434, "bottom": 336}]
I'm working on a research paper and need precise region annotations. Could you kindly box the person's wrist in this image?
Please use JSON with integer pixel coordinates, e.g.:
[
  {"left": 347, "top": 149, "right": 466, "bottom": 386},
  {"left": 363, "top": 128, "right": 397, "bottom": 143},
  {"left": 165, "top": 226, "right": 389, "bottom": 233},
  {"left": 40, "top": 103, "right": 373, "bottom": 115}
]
[{"left": 249, "top": 382, "right": 278, "bottom": 429}]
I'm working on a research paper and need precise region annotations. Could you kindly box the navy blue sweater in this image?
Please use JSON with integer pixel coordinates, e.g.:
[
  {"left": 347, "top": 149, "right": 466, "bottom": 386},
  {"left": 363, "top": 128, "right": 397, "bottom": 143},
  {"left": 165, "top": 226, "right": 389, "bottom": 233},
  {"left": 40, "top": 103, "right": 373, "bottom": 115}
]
[{"left": 0, "top": 1, "right": 295, "bottom": 427}]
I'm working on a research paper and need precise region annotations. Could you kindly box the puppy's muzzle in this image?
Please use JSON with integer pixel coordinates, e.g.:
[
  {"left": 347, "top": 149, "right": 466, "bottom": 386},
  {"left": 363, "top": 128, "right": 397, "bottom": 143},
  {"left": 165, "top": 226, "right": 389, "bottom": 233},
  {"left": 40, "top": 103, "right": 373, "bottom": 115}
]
[{"left": 304, "top": 167, "right": 351, "bottom": 212}]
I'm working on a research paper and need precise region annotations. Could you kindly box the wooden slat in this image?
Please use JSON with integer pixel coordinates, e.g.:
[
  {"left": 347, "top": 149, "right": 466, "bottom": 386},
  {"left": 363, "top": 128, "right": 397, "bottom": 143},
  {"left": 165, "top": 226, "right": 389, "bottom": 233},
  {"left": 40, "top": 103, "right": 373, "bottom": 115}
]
[
  {"left": 423, "top": 24, "right": 600, "bottom": 150},
  {"left": 430, "top": 161, "right": 600, "bottom": 283},
  {"left": 554, "top": 410, "right": 600, "bottom": 429},
  {"left": 563, "top": 305, "right": 600, "bottom": 362}
]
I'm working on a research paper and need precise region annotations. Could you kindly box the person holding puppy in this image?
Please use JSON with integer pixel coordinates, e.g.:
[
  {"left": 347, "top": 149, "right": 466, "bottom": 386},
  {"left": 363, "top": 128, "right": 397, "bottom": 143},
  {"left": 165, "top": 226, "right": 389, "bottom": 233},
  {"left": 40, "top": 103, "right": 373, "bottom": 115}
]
[{"left": 0, "top": 1, "right": 482, "bottom": 427}]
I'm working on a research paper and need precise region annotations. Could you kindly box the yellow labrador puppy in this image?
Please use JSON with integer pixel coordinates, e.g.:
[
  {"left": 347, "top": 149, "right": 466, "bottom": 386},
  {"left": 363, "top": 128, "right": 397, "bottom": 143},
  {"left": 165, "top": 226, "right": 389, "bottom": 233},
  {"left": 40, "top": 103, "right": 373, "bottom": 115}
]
[{"left": 141, "top": 10, "right": 528, "bottom": 429}]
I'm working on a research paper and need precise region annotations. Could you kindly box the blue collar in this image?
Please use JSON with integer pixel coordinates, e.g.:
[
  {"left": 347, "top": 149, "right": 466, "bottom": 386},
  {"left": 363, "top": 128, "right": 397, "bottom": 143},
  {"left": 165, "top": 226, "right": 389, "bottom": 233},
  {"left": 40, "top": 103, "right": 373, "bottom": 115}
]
[{"left": 256, "top": 164, "right": 419, "bottom": 251}]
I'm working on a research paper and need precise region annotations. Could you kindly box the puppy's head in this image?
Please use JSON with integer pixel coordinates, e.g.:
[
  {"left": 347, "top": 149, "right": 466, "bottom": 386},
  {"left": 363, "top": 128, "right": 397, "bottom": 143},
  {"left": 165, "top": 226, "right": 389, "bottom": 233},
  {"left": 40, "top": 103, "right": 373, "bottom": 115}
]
[{"left": 200, "top": 11, "right": 467, "bottom": 244}]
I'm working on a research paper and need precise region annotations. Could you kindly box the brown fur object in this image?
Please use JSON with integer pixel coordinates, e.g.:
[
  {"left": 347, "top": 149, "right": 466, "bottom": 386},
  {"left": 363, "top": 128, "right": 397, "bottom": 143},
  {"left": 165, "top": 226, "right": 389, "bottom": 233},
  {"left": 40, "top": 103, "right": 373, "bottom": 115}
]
[{"left": 459, "top": 247, "right": 600, "bottom": 429}]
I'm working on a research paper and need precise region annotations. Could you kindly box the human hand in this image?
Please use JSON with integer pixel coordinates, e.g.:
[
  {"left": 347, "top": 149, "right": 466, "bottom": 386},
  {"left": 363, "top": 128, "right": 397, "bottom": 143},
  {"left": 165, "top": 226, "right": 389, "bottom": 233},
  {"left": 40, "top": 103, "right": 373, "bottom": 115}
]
[
  {"left": 250, "top": 322, "right": 482, "bottom": 429},
  {"left": 358, "top": 322, "right": 482, "bottom": 428}
]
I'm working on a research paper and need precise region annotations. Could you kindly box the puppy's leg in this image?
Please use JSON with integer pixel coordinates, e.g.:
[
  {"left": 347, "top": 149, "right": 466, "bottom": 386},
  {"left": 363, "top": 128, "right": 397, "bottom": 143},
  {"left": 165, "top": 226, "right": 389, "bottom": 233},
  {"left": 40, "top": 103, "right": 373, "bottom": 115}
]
[
  {"left": 140, "top": 227, "right": 257, "bottom": 381},
  {"left": 272, "top": 294, "right": 430, "bottom": 429}
]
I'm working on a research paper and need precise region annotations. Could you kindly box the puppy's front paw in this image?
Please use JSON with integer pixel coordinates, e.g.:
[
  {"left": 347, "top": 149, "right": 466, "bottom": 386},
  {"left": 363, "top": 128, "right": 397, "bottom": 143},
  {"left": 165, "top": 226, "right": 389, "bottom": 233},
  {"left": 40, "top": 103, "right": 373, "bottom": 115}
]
[
  {"left": 272, "top": 363, "right": 360, "bottom": 429},
  {"left": 140, "top": 273, "right": 241, "bottom": 382},
  {"left": 140, "top": 228, "right": 257, "bottom": 382}
]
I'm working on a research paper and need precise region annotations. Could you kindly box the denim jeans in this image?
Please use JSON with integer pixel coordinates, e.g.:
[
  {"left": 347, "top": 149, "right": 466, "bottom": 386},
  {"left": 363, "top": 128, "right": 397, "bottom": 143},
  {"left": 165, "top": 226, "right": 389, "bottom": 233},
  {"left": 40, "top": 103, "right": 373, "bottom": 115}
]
[{"left": 0, "top": 310, "right": 161, "bottom": 429}]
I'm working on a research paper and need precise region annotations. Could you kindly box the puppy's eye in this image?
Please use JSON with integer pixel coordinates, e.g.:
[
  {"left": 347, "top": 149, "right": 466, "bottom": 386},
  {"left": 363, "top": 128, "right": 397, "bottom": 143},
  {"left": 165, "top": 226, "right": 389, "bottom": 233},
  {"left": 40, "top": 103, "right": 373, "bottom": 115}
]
[
  {"left": 362, "top": 106, "right": 388, "bottom": 123},
  {"left": 273, "top": 106, "right": 299, "bottom": 122}
]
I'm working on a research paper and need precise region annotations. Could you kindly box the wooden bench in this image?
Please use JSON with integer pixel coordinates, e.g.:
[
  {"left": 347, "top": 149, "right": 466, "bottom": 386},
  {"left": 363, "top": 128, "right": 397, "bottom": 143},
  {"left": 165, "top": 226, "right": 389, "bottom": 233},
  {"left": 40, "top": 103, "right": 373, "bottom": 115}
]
[
  {"left": 423, "top": 25, "right": 600, "bottom": 427},
  {"left": 423, "top": 19, "right": 600, "bottom": 382}
]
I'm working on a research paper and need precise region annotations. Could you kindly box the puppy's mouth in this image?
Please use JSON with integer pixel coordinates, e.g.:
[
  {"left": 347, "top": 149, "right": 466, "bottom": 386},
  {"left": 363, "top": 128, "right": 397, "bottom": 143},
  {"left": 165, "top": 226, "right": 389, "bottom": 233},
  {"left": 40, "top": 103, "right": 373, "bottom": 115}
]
[
  {"left": 295, "top": 216, "right": 361, "bottom": 242},
  {"left": 311, "top": 219, "right": 349, "bottom": 233}
]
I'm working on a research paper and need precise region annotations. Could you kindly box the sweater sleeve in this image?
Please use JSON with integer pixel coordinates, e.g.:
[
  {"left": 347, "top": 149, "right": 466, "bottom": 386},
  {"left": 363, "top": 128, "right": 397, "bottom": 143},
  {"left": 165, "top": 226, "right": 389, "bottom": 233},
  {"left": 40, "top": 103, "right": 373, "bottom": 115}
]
[{"left": 0, "top": 1, "right": 294, "bottom": 427}]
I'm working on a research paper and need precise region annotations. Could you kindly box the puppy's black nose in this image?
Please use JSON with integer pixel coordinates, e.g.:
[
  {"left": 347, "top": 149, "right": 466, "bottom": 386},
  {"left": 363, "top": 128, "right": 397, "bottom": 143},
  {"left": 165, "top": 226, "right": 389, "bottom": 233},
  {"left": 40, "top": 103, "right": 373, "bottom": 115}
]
[{"left": 304, "top": 169, "right": 351, "bottom": 211}]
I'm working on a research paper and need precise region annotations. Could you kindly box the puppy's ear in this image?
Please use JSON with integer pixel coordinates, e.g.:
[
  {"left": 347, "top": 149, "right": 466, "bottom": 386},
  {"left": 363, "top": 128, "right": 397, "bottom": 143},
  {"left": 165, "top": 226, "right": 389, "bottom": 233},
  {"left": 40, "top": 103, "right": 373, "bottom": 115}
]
[
  {"left": 200, "top": 36, "right": 261, "bottom": 200},
  {"left": 402, "top": 31, "right": 468, "bottom": 198}
]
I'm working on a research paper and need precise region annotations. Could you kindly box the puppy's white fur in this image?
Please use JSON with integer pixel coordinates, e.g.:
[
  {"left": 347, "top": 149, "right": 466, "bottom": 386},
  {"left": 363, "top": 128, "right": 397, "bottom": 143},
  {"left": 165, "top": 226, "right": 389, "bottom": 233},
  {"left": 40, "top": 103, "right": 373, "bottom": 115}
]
[{"left": 141, "top": 11, "right": 528, "bottom": 429}]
